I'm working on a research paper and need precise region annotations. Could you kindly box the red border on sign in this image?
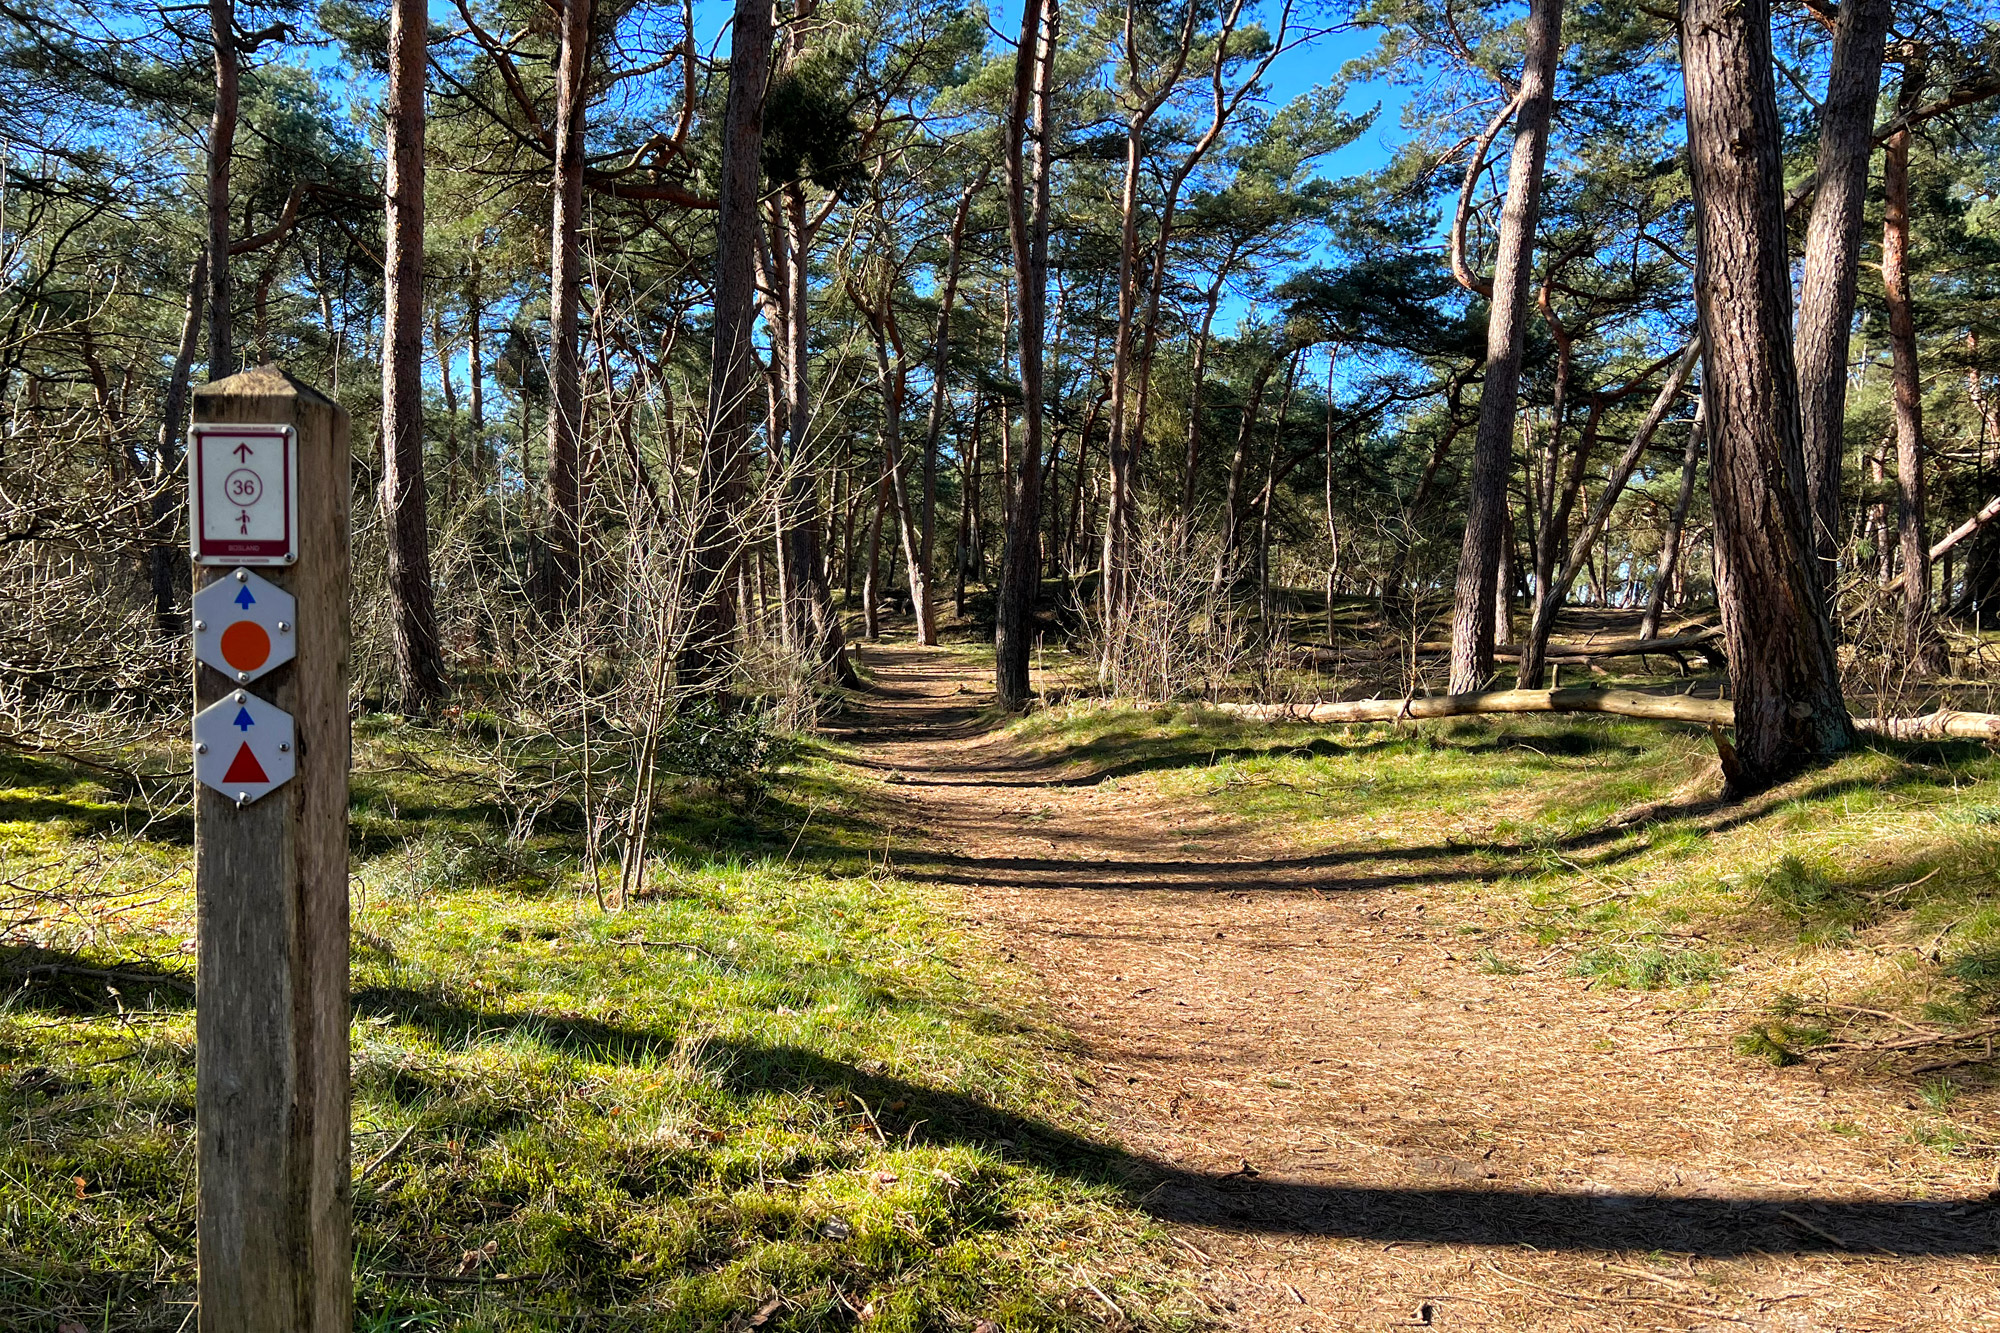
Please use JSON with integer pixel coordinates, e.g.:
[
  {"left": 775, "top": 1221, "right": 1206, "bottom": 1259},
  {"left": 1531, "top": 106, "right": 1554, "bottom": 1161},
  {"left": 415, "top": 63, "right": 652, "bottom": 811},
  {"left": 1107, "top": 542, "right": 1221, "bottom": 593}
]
[{"left": 193, "top": 426, "right": 293, "bottom": 561}]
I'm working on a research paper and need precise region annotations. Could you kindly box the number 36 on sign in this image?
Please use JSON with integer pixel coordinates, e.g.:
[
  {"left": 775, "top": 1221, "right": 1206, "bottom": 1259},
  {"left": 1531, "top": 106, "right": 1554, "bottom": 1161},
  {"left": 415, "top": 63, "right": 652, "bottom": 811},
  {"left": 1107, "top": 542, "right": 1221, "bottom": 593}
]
[{"left": 190, "top": 423, "right": 298, "bottom": 565}]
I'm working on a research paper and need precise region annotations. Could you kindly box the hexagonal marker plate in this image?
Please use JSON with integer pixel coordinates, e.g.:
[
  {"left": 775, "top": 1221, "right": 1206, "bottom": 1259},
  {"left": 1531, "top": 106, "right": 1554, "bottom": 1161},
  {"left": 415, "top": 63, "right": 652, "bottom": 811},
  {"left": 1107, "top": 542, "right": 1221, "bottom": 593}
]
[
  {"left": 192, "top": 568, "right": 296, "bottom": 685},
  {"left": 193, "top": 690, "right": 296, "bottom": 805}
]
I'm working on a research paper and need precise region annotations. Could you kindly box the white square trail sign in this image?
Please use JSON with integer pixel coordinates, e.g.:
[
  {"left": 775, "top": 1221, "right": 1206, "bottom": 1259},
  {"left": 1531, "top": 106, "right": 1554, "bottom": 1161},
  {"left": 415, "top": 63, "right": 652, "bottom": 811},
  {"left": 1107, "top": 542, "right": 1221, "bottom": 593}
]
[{"left": 190, "top": 423, "right": 298, "bottom": 565}]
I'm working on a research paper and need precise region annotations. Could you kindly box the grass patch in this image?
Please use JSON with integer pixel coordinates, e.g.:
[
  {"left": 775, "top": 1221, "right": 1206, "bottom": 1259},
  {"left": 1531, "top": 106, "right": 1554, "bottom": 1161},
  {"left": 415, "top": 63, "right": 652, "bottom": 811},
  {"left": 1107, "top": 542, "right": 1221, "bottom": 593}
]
[
  {"left": 0, "top": 727, "right": 1194, "bottom": 1331},
  {"left": 1568, "top": 940, "right": 1729, "bottom": 991},
  {"left": 1473, "top": 947, "right": 1527, "bottom": 976}
]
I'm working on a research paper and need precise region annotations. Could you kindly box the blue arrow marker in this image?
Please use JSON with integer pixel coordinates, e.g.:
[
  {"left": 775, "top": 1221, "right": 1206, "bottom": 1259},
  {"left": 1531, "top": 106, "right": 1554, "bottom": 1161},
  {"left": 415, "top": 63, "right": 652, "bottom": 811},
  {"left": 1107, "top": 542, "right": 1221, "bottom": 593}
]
[
  {"left": 235, "top": 586, "right": 256, "bottom": 608},
  {"left": 233, "top": 708, "right": 255, "bottom": 731}
]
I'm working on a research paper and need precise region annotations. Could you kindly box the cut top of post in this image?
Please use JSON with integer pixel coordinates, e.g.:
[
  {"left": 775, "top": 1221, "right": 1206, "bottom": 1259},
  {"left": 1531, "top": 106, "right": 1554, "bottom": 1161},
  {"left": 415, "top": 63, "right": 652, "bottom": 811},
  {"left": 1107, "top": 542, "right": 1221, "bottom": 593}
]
[{"left": 195, "top": 361, "right": 340, "bottom": 409}]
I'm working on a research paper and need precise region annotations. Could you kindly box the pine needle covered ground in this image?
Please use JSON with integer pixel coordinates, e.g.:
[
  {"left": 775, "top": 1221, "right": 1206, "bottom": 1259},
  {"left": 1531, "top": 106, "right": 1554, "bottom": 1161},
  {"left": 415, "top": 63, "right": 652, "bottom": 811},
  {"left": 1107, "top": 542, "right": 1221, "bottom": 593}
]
[
  {"left": 843, "top": 641, "right": 1998, "bottom": 1327},
  {"left": 1003, "top": 688, "right": 2000, "bottom": 1166}
]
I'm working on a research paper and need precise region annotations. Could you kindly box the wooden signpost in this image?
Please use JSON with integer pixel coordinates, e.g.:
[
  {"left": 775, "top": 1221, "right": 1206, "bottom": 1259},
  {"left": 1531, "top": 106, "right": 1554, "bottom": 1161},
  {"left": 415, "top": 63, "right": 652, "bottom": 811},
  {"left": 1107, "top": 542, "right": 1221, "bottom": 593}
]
[{"left": 190, "top": 365, "right": 352, "bottom": 1332}]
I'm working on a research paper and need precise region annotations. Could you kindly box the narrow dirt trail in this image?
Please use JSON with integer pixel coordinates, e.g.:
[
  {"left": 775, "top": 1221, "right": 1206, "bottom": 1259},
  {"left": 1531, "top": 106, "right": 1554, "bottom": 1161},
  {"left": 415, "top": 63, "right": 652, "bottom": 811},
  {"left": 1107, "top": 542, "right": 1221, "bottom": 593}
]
[{"left": 837, "top": 643, "right": 2000, "bottom": 1331}]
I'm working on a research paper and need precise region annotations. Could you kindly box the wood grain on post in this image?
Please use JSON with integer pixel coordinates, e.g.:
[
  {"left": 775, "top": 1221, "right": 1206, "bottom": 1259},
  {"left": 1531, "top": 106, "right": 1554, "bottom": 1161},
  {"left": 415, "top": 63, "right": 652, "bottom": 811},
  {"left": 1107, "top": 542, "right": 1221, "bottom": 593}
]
[{"left": 192, "top": 364, "right": 352, "bottom": 1333}]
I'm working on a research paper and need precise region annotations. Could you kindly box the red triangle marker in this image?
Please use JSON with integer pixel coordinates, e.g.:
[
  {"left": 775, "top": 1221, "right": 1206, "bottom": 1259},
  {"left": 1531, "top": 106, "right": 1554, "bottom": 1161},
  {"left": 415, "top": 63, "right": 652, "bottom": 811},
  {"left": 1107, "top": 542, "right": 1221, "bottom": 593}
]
[{"left": 223, "top": 743, "right": 270, "bottom": 785}]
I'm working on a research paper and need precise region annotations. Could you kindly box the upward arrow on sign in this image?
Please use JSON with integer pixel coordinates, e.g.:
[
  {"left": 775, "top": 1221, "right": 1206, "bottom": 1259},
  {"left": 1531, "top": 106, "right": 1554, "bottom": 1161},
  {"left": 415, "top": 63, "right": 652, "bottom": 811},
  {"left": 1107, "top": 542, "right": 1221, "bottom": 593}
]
[
  {"left": 235, "top": 586, "right": 256, "bottom": 608},
  {"left": 233, "top": 443, "right": 254, "bottom": 461}
]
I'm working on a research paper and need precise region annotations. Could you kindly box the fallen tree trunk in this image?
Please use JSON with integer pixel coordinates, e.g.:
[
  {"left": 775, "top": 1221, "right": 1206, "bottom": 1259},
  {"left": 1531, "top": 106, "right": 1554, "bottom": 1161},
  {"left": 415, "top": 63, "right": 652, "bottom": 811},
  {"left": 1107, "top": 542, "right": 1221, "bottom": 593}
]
[
  {"left": 1517, "top": 628, "right": 1721, "bottom": 665},
  {"left": 1401, "top": 627, "right": 1722, "bottom": 663},
  {"left": 1217, "top": 688, "right": 1734, "bottom": 727},
  {"left": 1859, "top": 710, "right": 2000, "bottom": 742},
  {"left": 1930, "top": 494, "right": 2000, "bottom": 562},
  {"left": 1215, "top": 688, "right": 2000, "bottom": 743}
]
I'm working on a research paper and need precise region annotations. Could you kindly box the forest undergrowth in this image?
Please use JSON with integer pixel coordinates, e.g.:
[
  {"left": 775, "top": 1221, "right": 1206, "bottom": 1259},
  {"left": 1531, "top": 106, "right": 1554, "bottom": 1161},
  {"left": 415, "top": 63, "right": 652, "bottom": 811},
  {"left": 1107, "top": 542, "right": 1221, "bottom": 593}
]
[
  {"left": 0, "top": 716, "right": 1200, "bottom": 1332},
  {"left": 1004, "top": 681, "right": 2000, "bottom": 1175}
]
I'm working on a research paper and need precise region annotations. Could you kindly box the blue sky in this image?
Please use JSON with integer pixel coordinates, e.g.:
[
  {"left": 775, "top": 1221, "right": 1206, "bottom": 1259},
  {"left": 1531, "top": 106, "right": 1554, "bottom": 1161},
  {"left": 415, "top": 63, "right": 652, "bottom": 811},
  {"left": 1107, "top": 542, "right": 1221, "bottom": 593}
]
[
  {"left": 684, "top": 0, "right": 1412, "bottom": 179},
  {"left": 680, "top": 0, "right": 1413, "bottom": 332}
]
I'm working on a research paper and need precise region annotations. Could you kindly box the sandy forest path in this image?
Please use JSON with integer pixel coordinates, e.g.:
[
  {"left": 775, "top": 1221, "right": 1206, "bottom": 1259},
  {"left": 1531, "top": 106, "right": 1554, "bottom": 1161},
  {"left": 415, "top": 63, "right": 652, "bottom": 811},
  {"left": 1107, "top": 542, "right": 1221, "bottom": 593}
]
[{"left": 834, "top": 643, "right": 1999, "bottom": 1331}]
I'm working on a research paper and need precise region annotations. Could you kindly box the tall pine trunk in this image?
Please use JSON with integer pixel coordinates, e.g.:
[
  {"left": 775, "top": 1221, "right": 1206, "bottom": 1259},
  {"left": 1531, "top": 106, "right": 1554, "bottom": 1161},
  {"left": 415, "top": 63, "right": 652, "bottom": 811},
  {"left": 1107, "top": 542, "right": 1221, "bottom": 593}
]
[
  {"left": 995, "top": 0, "right": 1057, "bottom": 707},
  {"left": 1641, "top": 405, "right": 1704, "bottom": 641},
  {"left": 154, "top": 254, "right": 206, "bottom": 633},
  {"left": 467, "top": 249, "right": 487, "bottom": 477},
  {"left": 866, "top": 312, "right": 936, "bottom": 643},
  {"left": 921, "top": 178, "right": 981, "bottom": 592},
  {"left": 1517, "top": 343, "right": 1698, "bottom": 685},
  {"left": 1214, "top": 353, "right": 1280, "bottom": 593},
  {"left": 544, "top": 0, "right": 592, "bottom": 624},
  {"left": 1447, "top": 0, "right": 1564, "bottom": 693},
  {"left": 775, "top": 186, "right": 854, "bottom": 682},
  {"left": 688, "top": 0, "right": 774, "bottom": 690},
  {"left": 206, "top": 0, "right": 237, "bottom": 380},
  {"left": 1883, "top": 72, "right": 1943, "bottom": 672},
  {"left": 1100, "top": 93, "right": 1150, "bottom": 645},
  {"left": 1179, "top": 277, "right": 1226, "bottom": 519},
  {"left": 957, "top": 397, "right": 983, "bottom": 615},
  {"left": 864, "top": 454, "right": 887, "bottom": 640},
  {"left": 382, "top": 0, "right": 446, "bottom": 706},
  {"left": 1794, "top": 0, "right": 1892, "bottom": 590},
  {"left": 1680, "top": 0, "right": 1852, "bottom": 793}
]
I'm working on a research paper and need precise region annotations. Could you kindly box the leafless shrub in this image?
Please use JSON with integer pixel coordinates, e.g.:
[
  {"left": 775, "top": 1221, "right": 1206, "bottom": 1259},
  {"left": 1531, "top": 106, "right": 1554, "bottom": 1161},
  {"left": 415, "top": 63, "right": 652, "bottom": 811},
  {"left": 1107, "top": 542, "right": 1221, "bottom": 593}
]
[{"left": 1088, "top": 522, "right": 1255, "bottom": 702}]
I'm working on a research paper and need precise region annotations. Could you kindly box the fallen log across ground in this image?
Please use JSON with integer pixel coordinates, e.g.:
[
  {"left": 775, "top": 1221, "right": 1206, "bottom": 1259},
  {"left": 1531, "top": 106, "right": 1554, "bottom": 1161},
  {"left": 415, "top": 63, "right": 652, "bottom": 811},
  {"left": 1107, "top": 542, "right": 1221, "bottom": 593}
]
[
  {"left": 1398, "top": 627, "right": 1724, "bottom": 663},
  {"left": 1214, "top": 688, "right": 2000, "bottom": 742}
]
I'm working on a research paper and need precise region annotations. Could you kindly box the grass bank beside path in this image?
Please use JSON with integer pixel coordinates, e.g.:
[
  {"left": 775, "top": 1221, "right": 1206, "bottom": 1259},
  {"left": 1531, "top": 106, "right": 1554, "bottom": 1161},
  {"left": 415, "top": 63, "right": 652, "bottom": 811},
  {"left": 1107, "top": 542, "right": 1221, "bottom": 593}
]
[
  {"left": 1007, "top": 699, "right": 2000, "bottom": 1158},
  {"left": 0, "top": 717, "right": 1198, "bottom": 1332}
]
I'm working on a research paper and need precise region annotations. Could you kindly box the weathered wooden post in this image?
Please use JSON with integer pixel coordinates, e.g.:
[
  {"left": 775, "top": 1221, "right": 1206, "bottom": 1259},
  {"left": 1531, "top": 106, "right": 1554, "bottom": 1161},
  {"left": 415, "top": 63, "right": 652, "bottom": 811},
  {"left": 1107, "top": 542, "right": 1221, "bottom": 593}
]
[{"left": 189, "top": 364, "right": 352, "bottom": 1332}]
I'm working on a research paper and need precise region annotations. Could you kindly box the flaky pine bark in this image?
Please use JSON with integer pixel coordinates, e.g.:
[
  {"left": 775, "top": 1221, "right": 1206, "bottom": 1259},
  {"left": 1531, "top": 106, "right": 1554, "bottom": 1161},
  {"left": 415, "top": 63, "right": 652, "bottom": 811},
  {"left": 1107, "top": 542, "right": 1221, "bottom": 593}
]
[
  {"left": 1882, "top": 69, "right": 1944, "bottom": 672},
  {"left": 1795, "top": 0, "right": 1891, "bottom": 590},
  {"left": 381, "top": 0, "right": 446, "bottom": 706},
  {"left": 1448, "top": 0, "right": 1564, "bottom": 694},
  {"left": 687, "top": 0, "right": 775, "bottom": 690},
  {"left": 543, "top": 0, "right": 593, "bottom": 624},
  {"left": 1680, "top": 0, "right": 1853, "bottom": 793},
  {"left": 206, "top": 0, "right": 237, "bottom": 380},
  {"left": 995, "top": 0, "right": 1058, "bottom": 707}
]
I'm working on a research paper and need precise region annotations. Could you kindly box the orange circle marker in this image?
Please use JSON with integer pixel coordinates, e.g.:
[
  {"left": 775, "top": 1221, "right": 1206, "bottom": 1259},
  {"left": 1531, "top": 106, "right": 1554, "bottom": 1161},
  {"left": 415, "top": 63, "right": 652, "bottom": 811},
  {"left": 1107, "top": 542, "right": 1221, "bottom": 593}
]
[{"left": 220, "top": 620, "right": 272, "bottom": 672}]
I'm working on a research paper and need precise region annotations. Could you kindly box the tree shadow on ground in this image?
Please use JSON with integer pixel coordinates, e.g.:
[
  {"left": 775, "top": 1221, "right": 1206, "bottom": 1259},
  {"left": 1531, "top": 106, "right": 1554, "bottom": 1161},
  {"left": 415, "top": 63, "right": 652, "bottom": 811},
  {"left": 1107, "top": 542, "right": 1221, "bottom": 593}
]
[
  {"left": 352, "top": 985, "right": 2000, "bottom": 1258},
  {"left": 0, "top": 945, "right": 194, "bottom": 1014}
]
